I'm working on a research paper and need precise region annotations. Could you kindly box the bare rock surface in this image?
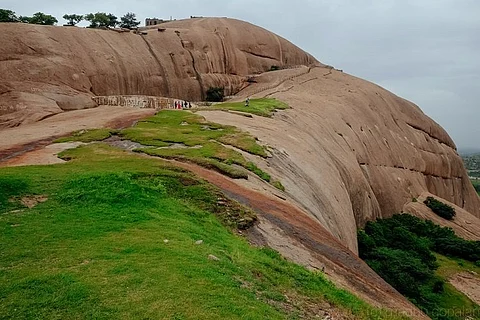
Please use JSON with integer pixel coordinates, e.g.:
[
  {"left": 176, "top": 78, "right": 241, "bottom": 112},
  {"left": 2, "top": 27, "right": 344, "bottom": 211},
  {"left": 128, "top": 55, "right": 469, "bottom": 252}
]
[
  {"left": 0, "top": 18, "right": 317, "bottom": 128},
  {"left": 198, "top": 66, "right": 480, "bottom": 252}
]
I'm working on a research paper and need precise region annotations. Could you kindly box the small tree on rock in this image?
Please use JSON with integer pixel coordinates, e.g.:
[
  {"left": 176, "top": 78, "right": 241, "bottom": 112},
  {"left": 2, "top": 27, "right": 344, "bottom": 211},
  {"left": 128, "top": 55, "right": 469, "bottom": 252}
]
[
  {"left": 85, "top": 12, "right": 117, "bottom": 28},
  {"left": 20, "top": 12, "right": 58, "bottom": 25},
  {"left": 206, "top": 87, "right": 224, "bottom": 102},
  {"left": 423, "top": 197, "right": 456, "bottom": 220},
  {"left": 63, "top": 14, "right": 83, "bottom": 26},
  {"left": 0, "top": 9, "right": 18, "bottom": 22},
  {"left": 119, "top": 12, "right": 140, "bottom": 29},
  {"left": 106, "top": 13, "right": 118, "bottom": 28}
]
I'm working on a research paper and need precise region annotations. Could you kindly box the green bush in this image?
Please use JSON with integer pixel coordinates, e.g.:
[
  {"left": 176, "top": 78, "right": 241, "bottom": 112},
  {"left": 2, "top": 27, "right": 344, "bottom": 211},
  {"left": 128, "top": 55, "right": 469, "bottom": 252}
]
[
  {"left": 473, "top": 182, "right": 480, "bottom": 194},
  {"left": 424, "top": 197, "right": 456, "bottom": 220},
  {"left": 206, "top": 87, "right": 224, "bottom": 102},
  {"left": 269, "top": 65, "right": 280, "bottom": 71},
  {"left": 358, "top": 214, "right": 480, "bottom": 319}
]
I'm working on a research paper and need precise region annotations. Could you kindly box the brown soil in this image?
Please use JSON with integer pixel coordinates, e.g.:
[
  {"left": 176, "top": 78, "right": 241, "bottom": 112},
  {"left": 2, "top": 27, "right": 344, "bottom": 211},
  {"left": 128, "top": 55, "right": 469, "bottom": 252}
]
[
  {"left": 0, "top": 142, "right": 84, "bottom": 167},
  {"left": 449, "top": 272, "right": 480, "bottom": 304},
  {"left": 19, "top": 195, "right": 48, "bottom": 209},
  {"left": 0, "top": 106, "right": 155, "bottom": 164}
]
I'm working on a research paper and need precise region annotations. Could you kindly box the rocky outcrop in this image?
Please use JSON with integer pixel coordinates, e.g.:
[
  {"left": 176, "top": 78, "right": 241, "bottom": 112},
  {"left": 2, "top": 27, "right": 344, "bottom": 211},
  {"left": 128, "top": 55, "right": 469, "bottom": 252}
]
[
  {"left": 0, "top": 18, "right": 317, "bottom": 127},
  {"left": 199, "top": 66, "right": 480, "bottom": 253}
]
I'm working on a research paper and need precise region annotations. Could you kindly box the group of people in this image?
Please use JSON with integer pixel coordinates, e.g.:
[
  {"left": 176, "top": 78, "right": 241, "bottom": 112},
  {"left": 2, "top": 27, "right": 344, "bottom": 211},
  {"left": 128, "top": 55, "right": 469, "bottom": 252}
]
[{"left": 174, "top": 100, "right": 191, "bottom": 109}]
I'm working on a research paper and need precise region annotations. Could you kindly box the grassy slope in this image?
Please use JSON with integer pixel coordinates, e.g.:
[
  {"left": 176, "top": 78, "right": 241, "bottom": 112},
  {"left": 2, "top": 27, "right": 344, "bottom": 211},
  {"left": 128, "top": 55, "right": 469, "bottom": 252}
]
[
  {"left": 435, "top": 255, "right": 480, "bottom": 319},
  {"left": 207, "top": 98, "right": 289, "bottom": 117},
  {"left": 61, "top": 110, "right": 283, "bottom": 188},
  {"left": 470, "top": 179, "right": 480, "bottom": 195},
  {"left": 55, "top": 128, "right": 117, "bottom": 143},
  {"left": 0, "top": 144, "right": 407, "bottom": 320}
]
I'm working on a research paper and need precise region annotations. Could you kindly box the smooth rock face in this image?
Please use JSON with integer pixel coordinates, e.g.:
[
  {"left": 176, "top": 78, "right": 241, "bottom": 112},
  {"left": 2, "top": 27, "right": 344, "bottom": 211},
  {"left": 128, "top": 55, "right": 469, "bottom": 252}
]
[
  {"left": 0, "top": 18, "right": 317, "bottom": 128},
  {"left": 1, "top": 17, "right": 478, "bottom": 255},
  {"left": 200, "top": 65, "right": 480, "bottom": 252}
]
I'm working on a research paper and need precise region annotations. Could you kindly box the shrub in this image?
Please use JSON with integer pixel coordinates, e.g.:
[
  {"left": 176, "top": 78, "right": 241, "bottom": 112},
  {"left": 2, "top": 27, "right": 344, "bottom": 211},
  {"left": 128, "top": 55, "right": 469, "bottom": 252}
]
[
  {"left": 473, "top": 183, "right": 480, "bottom": 193},
  {"left": 358, "top": 214, "right": 480, "bottom": 319},
  {"left": 424, "top": 197, "right": 456, "bottom": 220},
  {"left": 269, "top": 65, "right": 280, "bottom": 71},
  {"left": 206, "top": 87, "right": 224, "bottom": 102},
  {"left": 0, "top": 9, "right": 18, "bottom": 22},
  {"left": 432, "top": 280, "right": 444, "bottom": 294}
]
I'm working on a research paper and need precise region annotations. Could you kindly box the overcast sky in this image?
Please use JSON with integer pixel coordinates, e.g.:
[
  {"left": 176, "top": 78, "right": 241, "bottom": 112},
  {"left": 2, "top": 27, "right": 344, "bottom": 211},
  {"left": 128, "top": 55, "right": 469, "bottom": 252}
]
[{"left": 4, "top": 0, "right": 479, "bottom": 150}]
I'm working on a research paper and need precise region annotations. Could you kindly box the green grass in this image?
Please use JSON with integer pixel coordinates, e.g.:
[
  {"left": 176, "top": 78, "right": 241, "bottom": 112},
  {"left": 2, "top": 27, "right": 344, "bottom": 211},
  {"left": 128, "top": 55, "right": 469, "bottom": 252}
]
[
  {"left": 272, "top": 181, "right": 286, "bottom": 192},
  {"left": 207, "top": 98, "right": 289, "bottom": 117},
  {"left": 139, "top": 146, "right": 249, "bottom": 180},
  {"left": 55, "top": 128, "right": 117, "bottom": 143},
  {"left": 434, "top": 255, "right": 480, "bottom": 320},
  {"left": 0, "top": 144, "right": 407, "bottom": 320},
  {"left": 470, "top": 179, "right": 480, "bottom": 196},
  {"left": 122, "top": 110, "right": 275, "bottom": 183},
  {"left": 52, "top": 110, "right": 280, "bottom": 187},
  {"left": 0, "top": 176, "right": 31, "bottom": 213},
  {"left": 435, "top": 254, "right": 480, "bottom": 279},
  {"left": 122, "top": 110, "right": 266, "bottom": 157}
]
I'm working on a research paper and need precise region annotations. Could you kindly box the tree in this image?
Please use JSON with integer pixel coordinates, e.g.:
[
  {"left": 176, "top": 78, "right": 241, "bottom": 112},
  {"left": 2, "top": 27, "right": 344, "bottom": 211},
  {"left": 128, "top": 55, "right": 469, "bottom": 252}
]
[
  {"left": 119, "top": 12, "right": 140, "bottom": 29},
  {"left": 106, "top": 14, "right": 118, "bottom": 28},
  {"left": 85, "top": 12, "right": 117, "bottom": 28},
  {"left": 424, "top": 197, "right": 456, "bottom": 220},
  {"left": 0, "top": 9, "right": 18, "bottom": 22},
  {"left": 63, "top": 14, "right": 83, "bottom": 26},
  {"left": 206, "top": 87, "right": 224, "bottom": 102},
  {"left": 19, "top": 12, "right": 58, "bottom": 25}
]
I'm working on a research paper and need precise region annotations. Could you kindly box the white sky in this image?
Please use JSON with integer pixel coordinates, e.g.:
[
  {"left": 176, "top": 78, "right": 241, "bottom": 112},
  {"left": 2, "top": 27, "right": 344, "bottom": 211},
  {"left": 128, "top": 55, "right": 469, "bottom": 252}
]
[{"left": 3, "top": 0, "right": 479, "bottom": 150}]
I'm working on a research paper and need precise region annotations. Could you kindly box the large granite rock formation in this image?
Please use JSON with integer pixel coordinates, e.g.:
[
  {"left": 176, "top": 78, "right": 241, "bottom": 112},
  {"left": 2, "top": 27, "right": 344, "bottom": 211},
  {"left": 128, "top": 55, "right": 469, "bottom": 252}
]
[
  {"left": 1, "top": 17, "right": 478, "bottom": 254},
  {"left": 0, "top": 18, "right": 316, "bottom": 127}
]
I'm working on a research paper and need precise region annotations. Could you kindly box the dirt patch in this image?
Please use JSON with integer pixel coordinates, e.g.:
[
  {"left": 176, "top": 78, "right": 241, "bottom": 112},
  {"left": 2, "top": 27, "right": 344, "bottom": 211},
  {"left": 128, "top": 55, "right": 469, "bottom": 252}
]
[
  {"left": 103, "top": 136, "right": 148, "bottom": 151},
  {"left": 449, "top": 272, "right": 480, "bottom": 304},
  {"left": 0, "top": 142, "right": 85, "bottom": 167},
  {"left": 19, "top": 195, "right": 48, "bottom": 209},
  {"left": 268, "top": 290, "right": 353, "bottom": 320},
  {"left": 0, "top": 106, "right": 155, "bottom": 165}
]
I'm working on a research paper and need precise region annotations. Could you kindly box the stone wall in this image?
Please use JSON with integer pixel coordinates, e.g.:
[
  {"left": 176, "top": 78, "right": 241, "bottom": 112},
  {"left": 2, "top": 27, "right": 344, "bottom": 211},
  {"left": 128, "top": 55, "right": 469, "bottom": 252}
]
[{"left": 93, "top": 95, "right": 179, "bottom": 109}]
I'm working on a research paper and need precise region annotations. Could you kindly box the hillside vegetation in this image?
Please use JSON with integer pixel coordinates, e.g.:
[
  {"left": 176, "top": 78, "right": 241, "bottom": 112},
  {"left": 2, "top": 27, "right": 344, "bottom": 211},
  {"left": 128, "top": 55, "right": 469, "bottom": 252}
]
[
  {"left": 0, "top": 144, "right": 408, "bottom": 319},
  {"left": 461, "top": 154, "right": 480, "bottom": 194},
  {"left": 358, "top": 214, "right": 480, "bottom": 320},
  {"left": 206, "top": 98, "right": 289, "bottom": 117},
  {"left": 59, "top": 107, "right": 285, "bottom": 189}
]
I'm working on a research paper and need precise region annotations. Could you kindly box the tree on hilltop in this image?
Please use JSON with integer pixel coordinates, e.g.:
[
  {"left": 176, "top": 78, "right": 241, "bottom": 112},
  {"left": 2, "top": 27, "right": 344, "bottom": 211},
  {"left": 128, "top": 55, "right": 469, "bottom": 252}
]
[
  {"left": 63, "top": 14, "right": 83, "bottom": 26},
  {"left": 106, "top": 13, "right": 118, "bottom": 27},
  {"left": 0, "top": 9, "right": 18, "bottom": 22},
  {"left": 119, "top": 12, "right": 140, "bottom": 29},
  {"left": 85, "top": 12, "right": 118, "bottom": 28},
  {"left": 19, "top": 12, "right": 58, "bottom": 25}
]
